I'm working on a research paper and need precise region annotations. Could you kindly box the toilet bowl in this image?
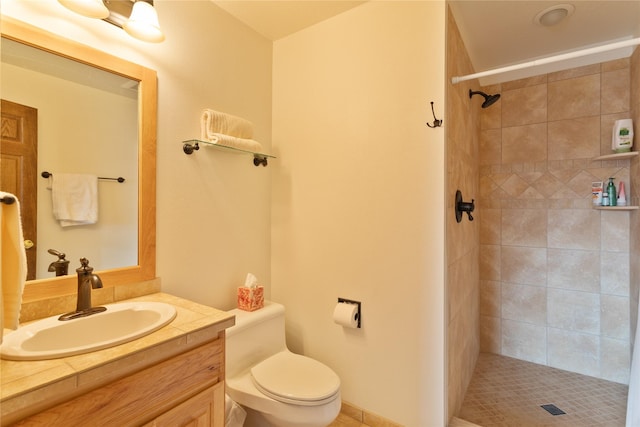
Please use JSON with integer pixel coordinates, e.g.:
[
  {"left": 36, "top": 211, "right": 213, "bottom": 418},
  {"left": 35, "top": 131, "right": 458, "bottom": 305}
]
[{"left": 226, "top": 301, "right": 341, "bottom": 427}]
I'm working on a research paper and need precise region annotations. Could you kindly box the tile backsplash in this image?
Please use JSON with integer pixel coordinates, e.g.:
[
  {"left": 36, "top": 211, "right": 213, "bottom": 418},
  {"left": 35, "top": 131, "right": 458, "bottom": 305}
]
[{"left": 479, "top": 58, "right": 634, "bottom": 384}]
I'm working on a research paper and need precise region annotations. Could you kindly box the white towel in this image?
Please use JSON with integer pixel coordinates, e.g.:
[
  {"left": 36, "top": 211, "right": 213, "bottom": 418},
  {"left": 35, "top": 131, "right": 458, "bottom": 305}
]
[
  {"left": 0, "top": 192, "right": 27, "bottom": 341},
  {"left": 51, "top": 173, "right": 98, "bottom": 227},
  {"left": 209, "top": 133, "right": 264, "bottom": 153},
  {"left": 200, "top": 109, "right": 254, "bottom": 141}
]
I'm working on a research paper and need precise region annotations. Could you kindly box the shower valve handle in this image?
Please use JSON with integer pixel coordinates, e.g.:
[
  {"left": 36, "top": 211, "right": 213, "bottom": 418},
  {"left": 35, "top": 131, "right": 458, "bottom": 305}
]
[{"left": 455, "top": 190, "right": 475, "bottom": 223}]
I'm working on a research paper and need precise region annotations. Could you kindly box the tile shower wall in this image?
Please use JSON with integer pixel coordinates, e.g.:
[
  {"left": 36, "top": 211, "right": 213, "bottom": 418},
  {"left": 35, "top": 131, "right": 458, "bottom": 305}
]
[
  {"left": 630, "top": 46, "right": 640, "bottom": 354},
  {"left": 479, "top": 59, "right": 634, "bottom": 384},
  {"left": 446, "top": 7, "right": 480, "bottom": 419}
]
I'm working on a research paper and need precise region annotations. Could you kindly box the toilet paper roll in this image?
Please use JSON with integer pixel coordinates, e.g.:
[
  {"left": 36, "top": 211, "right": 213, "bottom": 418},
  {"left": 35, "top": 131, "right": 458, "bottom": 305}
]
[{"left": 333, "top": 302, "right": 359, "bottom": 328}]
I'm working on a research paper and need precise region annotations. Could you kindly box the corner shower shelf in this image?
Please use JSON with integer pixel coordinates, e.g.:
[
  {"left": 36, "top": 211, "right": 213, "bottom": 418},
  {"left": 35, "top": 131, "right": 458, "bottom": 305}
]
[
  {"left": 182, "top": 139, "right": 275, "bottom": 167},
  {"left": 593, "top": 206, "right": 638, "bottom": 211},
  {"left": 591, "top": 151, "right": 638, "bottom": 210},
  {"left": 592, "top": 151, "right": 638, "bottom": 161}
]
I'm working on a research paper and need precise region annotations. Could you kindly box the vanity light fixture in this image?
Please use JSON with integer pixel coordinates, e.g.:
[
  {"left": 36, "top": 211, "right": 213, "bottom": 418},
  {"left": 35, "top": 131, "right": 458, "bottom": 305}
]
[
  {"left": 58, "top": 0, "right": 165, "bottom": 43},
  {"left": 534, "top": 4, "right": 575, "bottom": 27},
  {"left": 58, "top": 0, "right": 110, "bottom": 19}
]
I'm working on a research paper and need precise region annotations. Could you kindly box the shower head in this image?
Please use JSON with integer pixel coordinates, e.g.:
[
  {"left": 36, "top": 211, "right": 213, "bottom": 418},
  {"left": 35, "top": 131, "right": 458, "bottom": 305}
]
[{"left": 469, "top": 90, "right": 501, "bottom": 108}]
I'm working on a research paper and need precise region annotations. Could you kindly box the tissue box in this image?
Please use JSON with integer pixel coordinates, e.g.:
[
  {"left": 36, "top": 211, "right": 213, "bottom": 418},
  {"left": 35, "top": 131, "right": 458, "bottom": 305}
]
[{"left": 237, "top": 286, "right": 264, "bottom": 311}]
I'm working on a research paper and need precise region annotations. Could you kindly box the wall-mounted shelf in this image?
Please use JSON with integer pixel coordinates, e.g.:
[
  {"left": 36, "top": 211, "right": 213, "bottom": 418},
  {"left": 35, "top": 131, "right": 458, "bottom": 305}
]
[
  {"left": 592, "top": 151, "right": 638, "bottom": 161},
  {"left": 182, "top": 139, "right": 275, "bottom": 167},
  {"left": 591, "top": 151, "right": 637, "bottom": 210},
  {"left": 593, "top": 206, "right": 638, "bottom": 211}
]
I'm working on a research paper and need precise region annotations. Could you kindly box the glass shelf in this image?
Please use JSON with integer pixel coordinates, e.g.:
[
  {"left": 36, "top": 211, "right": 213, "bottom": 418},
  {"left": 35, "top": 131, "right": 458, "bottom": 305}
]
[
  {"left": 182, "top": 139, "right": 275, "bottom": 166},
  {"left": 592, "top": 151, "right": 638, "bottom": 161}
]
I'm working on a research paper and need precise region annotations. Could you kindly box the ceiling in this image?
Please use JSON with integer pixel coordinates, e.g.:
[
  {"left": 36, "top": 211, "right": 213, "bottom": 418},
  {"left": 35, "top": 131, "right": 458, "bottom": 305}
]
[
  {"left": 449, "top": 1, "right": 640, "bottom": 84},
  {"left": 213, "top": 1, "right": 366, "bottom": 41},
  {"left": 212, "top": 0, "right": 640, "bottom": 85}
]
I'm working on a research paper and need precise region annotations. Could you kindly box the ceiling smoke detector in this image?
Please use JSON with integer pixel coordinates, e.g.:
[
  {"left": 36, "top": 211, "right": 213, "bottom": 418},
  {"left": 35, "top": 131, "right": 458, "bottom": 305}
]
[{"left": 534, "top": 4, "right": 575, "bottom": 27}]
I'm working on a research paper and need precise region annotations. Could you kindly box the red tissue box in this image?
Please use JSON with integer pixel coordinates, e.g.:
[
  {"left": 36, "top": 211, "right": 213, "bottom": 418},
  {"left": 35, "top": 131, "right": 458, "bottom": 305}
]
[{"left": 237, "top": 286, "right": 264, "bottom": 311}]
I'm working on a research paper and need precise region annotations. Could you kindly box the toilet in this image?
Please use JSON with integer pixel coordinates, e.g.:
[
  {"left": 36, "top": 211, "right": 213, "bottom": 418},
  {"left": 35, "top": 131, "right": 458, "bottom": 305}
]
[{"left": 225, "top": 301, "right": 341, "bottom": 427}]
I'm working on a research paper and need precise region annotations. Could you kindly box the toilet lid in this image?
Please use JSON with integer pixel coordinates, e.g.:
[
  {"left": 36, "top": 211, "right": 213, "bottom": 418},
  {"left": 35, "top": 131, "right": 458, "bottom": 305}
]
[{"left": 250, "top": 352, "right": 340, "bottom": 405}]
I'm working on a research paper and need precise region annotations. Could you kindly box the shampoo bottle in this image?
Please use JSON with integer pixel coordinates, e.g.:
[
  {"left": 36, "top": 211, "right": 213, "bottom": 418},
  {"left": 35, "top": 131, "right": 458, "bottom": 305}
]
[
  {"left": 607, "top": 178, "right": 617, "bottom": 207},
  {"left": 618, "top": 181, "right": 627, "bottom": 206},
  {"left": 612, "top": 119, "right": 634, "bottom": 153}
]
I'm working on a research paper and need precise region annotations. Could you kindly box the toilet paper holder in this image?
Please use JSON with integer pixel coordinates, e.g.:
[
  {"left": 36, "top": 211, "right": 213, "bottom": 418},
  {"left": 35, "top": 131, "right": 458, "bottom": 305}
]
[{"left": 337, "top": 298, "right": 361, "bottom": 328}]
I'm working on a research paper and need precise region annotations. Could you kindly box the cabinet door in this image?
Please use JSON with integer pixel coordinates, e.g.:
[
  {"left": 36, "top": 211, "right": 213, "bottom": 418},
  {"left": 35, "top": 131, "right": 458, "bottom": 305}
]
[{"left": 151, "top": 383, "right": 224, "bottom": 427}]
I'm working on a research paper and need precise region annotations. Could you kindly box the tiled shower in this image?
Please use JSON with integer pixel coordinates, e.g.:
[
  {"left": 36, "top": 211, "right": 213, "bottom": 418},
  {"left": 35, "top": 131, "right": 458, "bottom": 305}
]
[
  {"left": 478, "top": 60, "right": 634, "bottom": 384},
  {"left": 446, "top": 4, "right": 640, "bottom": 422}
]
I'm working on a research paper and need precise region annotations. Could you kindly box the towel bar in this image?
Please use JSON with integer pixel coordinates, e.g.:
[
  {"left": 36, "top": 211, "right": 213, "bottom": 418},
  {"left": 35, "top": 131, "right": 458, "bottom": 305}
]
[
  {"left": 1, "top": 195, "right": 16, "bottom": 205},
  {"left": 41, "top": 171, "right": 125, "bottom": 183}
]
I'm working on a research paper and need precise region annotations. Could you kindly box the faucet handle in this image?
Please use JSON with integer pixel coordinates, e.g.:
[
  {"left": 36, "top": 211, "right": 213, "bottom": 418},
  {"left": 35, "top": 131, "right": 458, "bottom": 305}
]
[
  {"left": 77, "top": 257, "right": 93, "bottom": 273},
  {"left": 48, "top": 248, "right": 67, "bottom": 260}
]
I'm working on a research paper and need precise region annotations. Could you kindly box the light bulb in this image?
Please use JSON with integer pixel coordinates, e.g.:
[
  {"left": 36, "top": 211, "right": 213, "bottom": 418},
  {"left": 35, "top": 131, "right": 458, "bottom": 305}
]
[{"left": 123, "top": 1, "right": 165, "bottom": 43}]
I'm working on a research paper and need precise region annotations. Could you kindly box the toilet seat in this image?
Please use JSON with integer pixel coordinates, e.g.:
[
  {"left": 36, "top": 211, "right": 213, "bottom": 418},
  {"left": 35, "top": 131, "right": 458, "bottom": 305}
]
[{"left": 250, "top": 352, "right": 340, "bottom": 406}]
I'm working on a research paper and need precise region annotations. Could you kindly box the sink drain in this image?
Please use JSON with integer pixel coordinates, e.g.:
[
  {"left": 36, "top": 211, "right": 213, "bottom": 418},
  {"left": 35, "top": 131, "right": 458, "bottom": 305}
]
[{"left": 541, "top": 404, "right": 566, "bottom": 416}]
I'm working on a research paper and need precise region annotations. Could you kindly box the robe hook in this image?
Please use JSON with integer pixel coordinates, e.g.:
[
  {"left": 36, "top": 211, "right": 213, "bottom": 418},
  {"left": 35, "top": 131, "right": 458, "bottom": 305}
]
[{"left": 426, "top": 102, "right": 442, "bottom": 128}]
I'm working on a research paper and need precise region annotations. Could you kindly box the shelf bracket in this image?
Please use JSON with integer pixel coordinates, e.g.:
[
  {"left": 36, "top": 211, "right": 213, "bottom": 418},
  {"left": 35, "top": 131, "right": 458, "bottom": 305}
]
[
  {"left": 253, "top": 155, "right": 268, "bottom": 167},
  {"left": 183, "top": 141, "right": 199, "bottom": 154}
]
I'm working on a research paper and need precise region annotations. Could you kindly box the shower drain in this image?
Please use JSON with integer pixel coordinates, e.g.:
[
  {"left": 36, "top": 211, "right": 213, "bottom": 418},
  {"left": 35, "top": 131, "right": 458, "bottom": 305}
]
[{"left": 541, "top": 404, "right": 566, "bottom": 416}]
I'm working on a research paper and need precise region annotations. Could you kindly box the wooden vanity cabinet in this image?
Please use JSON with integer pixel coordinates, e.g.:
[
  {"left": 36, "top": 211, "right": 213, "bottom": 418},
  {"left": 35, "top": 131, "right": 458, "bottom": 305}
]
[
  {"left": 146, "top": 384, "right": 224, "bottom": 427},
  {"left": 12, "top": 336, "right": 225, "bottom": 427}
]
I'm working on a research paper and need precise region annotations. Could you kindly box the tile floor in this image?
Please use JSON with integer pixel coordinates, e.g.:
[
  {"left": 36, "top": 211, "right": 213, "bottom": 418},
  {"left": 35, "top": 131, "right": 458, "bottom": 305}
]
[{"left": 457, "top": 353, "right": 629, "bottom": 427}]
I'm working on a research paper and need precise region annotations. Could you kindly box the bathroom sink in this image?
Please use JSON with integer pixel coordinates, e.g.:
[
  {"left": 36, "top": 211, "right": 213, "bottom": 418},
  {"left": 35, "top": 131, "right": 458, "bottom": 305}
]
[{"left": 0, "top": 301, "right": 176, "bottom": 360}]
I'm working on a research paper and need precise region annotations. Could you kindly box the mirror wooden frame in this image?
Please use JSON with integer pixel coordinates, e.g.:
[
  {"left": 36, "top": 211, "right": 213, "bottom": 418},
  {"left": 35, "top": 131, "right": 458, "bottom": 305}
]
[{"left": 1, "top": 17, "right": 157, "bottom": 302}]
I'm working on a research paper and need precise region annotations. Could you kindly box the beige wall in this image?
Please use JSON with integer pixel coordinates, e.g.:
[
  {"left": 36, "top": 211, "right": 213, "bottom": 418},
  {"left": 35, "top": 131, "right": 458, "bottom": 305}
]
[
  {"left": 4, "top": 1, "right": 448, "bottom": 425},
  {"left": 479, "top": 59, "right": 635, "bottom": 384},
  {"left": 445, "top": 6, "right": 480, "bottom": 420},
  {"left": 271, "top": 2, "right": 446, "bottom": 425},
  {"left": 2, "top": 1, "right": 273, "bottom": 310}
]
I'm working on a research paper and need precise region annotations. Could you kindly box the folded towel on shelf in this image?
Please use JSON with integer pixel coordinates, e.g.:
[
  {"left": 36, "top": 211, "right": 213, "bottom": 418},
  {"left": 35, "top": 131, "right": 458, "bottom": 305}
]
[
  {"left": 51, "top": 173, "right": 98, "bottom": 227},
  {"left": 209, "top": 133, "right": 264, "bottom": 153},
  {"left": 0, "top": 191, "right": 27, "bottom": 340},
  {"left": 201, "top": 109, "right": 254, "bottom": 141}
]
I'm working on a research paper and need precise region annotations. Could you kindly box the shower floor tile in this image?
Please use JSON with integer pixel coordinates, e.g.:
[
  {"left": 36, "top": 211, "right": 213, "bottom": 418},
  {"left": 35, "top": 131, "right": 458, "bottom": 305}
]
[{"left": 458, "top": 353, "right": 628, "bottom": 427}]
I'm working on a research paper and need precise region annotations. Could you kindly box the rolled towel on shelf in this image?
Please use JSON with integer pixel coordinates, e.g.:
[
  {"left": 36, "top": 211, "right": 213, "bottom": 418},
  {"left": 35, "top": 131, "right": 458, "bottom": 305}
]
[
  {"left": 201, "top": 109, "right": 254, "bottom": 141},
  {"left": 209, "top": 133, "right": 264, "bottom": 153}
]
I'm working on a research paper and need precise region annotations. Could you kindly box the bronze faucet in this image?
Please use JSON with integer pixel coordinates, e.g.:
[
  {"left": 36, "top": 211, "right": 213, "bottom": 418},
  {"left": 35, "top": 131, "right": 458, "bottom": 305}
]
[
  {"left": 47, "top": 249, "right": 70, "bottom": 276},
  {"left": 59, "top": 258, "right": 107, "bottom": 321}
]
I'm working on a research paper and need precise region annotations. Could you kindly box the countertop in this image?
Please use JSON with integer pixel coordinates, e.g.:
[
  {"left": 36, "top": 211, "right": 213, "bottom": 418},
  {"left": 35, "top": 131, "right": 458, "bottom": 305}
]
[{"left": 0, "top": 292, "right": 235, "bottom": 424}]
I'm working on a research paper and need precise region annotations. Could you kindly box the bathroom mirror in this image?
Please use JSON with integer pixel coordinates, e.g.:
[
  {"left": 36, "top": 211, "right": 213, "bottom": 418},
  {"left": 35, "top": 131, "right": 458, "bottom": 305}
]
[
  {"left": 2, "top": 37, "right": 139, "bottom": 280},
  {"left": 1, "top": 18, "right": 157, "bottom": 300}
]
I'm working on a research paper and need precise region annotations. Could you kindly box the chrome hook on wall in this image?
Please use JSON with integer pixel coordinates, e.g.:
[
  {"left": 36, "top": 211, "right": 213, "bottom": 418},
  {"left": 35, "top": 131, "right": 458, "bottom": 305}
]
[
  {"left": 455, "top": 190, "right": 475, "bottom": 223},
  {"left": 426, "top": 102, "right": 442, "bottom": 128}
]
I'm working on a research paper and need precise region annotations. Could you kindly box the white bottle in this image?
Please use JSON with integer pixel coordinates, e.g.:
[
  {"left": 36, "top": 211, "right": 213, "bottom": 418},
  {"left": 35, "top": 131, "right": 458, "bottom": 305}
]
[{"left": 612, "top": 119, "right": 634, "bottom": 153}]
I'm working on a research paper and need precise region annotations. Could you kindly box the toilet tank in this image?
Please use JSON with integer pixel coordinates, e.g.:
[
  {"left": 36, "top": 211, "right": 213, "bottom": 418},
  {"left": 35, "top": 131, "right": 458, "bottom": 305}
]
[{"left": 226, "top": 301, "right": 288, "bottom": 378}]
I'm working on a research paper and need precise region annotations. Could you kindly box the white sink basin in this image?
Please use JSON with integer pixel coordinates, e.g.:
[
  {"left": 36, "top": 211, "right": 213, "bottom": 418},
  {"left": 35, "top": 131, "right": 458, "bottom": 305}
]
[{"left": 0, "top": 301, "right": 176, "bottom": 360}]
